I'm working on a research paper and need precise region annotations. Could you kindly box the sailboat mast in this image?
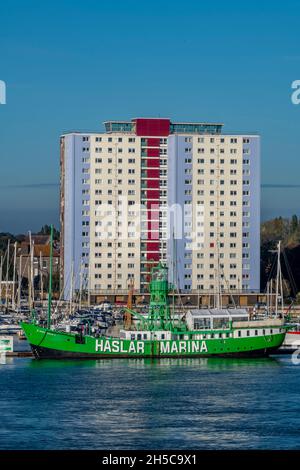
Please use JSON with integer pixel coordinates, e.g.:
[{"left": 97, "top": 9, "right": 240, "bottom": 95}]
[
  {"left": 28, "top": 232, "right": 32, "bottom": 311},
  {"left": 279, "top": 245, "right": 284, "bottom": 314},
  {"left": 69, "top": 260, "right": 74, "bottom": 317},
  {"left": 47, "top": 225, "right": 54, "bottom": 329},
  {"left": 5, "top": 239, "right": 10, "bottom": 311},
  {"left": 18, "top": 254, "right": 22, "bottom": 311},
  {"left": 79, "top": 261, "right": 83, "bottom": 310},
  {"left": 31, "top": 240, "right": 35, "bottom": 307},
  {"left": 279, "top": 269, "right": 284, "bottom": 314},
  {"left": 271, "top": 279, "right": 274, "bottom": 313},
  {"left": 87, "top": 259, "right": 91, "bottom": 309},
  {"left": 275, "top": 241, "right": 281, "bottom": 317}
]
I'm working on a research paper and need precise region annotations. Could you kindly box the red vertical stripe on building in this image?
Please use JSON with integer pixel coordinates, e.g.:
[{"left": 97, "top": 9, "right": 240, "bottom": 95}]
[
  {"left": 147, "top": 148, "right": 160, "bottom": 157},
  {"left": 147, "top": 169, "right": 160, "bottom": 179},
  {"left": 138, "top": 125, "right": 169, "bottom": 263},
  {"left": 147, "top": 138, "right": 161, "bottom": 147},
  {"left": 135, "top": 119, "right": 170, "bottom": 137},
  {"left": 147, "top": 139, "right": 160, "bottom": 260}
]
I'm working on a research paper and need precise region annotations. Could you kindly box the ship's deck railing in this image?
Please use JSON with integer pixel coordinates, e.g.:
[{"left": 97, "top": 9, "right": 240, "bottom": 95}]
[{"left": 89, "top": 289, "right": 263, "bottom": 296}]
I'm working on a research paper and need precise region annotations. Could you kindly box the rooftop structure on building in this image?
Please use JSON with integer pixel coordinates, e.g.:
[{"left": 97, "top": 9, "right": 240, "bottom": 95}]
[{"left": 103, "top": 118, "right": 223, "bottom": 135}]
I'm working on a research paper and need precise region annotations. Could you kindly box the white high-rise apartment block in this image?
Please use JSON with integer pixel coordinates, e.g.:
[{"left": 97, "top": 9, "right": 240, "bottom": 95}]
[{"left": 60, "top": 118, "right": 260, "bottom": 298}]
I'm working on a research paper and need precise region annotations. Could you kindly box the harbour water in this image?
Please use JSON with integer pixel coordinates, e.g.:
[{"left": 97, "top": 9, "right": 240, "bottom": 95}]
[{"left": 0, "top": 353, "right": 300, "bottom": 450}]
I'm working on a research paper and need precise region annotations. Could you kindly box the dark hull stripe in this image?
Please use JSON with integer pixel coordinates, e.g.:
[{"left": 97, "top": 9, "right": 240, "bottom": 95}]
[
  {"left": 273, "top": 348, "right": 299, "bottom": 355},
  {"left": 30, "top": 344, "right": 281, "bottom": 360}
]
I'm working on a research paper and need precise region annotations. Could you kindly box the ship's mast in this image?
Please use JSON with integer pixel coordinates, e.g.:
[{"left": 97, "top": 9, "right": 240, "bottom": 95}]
[
  {"left": 39, "top": 251, "right": 44, "bottom": 302},
  {"left": 275, "top": 240, "right": 284, "bottom": 317},
  {"left": 47, "top": 225, "right": 54, "bottom": 329},
  {"left": 28, "top": 232, "right": 32, "bottom": 312}
]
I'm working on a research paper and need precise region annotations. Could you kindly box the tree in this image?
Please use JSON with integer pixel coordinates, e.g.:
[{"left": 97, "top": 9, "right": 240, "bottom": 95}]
[
  {"left": 38, "top": 225, "right": 60, "bottom": 241},
  {"left": 291, "top": 214, "right": 298, "bottom": 233},
  {"left": 43, "top": 271, "right": 60, "bottom": 293},
  {"left": 0, "top": 233, "right": 16, "bottom": 256}
]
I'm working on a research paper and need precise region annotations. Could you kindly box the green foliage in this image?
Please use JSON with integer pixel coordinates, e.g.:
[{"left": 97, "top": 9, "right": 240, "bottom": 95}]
[
  {"left": 261, "top": 214, "right": 300, "bottom": 248},
  {"left": 0, "top": 234, "right": 19, "bottom": 279},
  {"left": 42, "top": 271, "right": 60, "bottom": 293},
  {"left": 291, "top": 215, "right": 298, "bottom": 233},
  {"left": 0, "top": 233, "right": 17, "bottom": 257},
  {"left": 261, "top": 215, "right": 300, "bottom": 295},
  {"left": 38, "top": 225, "right": 60, "bottom": 241}
]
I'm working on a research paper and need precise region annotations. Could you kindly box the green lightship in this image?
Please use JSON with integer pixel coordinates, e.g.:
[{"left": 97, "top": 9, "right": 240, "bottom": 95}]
[{"left": 21, "top": 227, "right": 286, "bottom": 359}]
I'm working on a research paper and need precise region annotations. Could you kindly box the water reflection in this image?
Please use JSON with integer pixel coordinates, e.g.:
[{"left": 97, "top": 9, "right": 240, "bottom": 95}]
[
  {"left": 25, "top": 355, "right": 282, "bottom": 370},
  {"left": 0, "top": 354, "right": 299, "bottom": 450}
]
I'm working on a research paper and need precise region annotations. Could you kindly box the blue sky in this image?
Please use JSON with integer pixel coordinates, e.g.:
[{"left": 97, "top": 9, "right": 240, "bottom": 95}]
[{"left": 0, "top": 0, "right": 300, "bottom": 233}]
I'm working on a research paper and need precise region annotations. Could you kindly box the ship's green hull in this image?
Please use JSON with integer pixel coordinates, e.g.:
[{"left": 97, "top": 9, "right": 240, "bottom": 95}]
[{"left": 21, "top": 322, "right": 286, "bottom": 359}]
